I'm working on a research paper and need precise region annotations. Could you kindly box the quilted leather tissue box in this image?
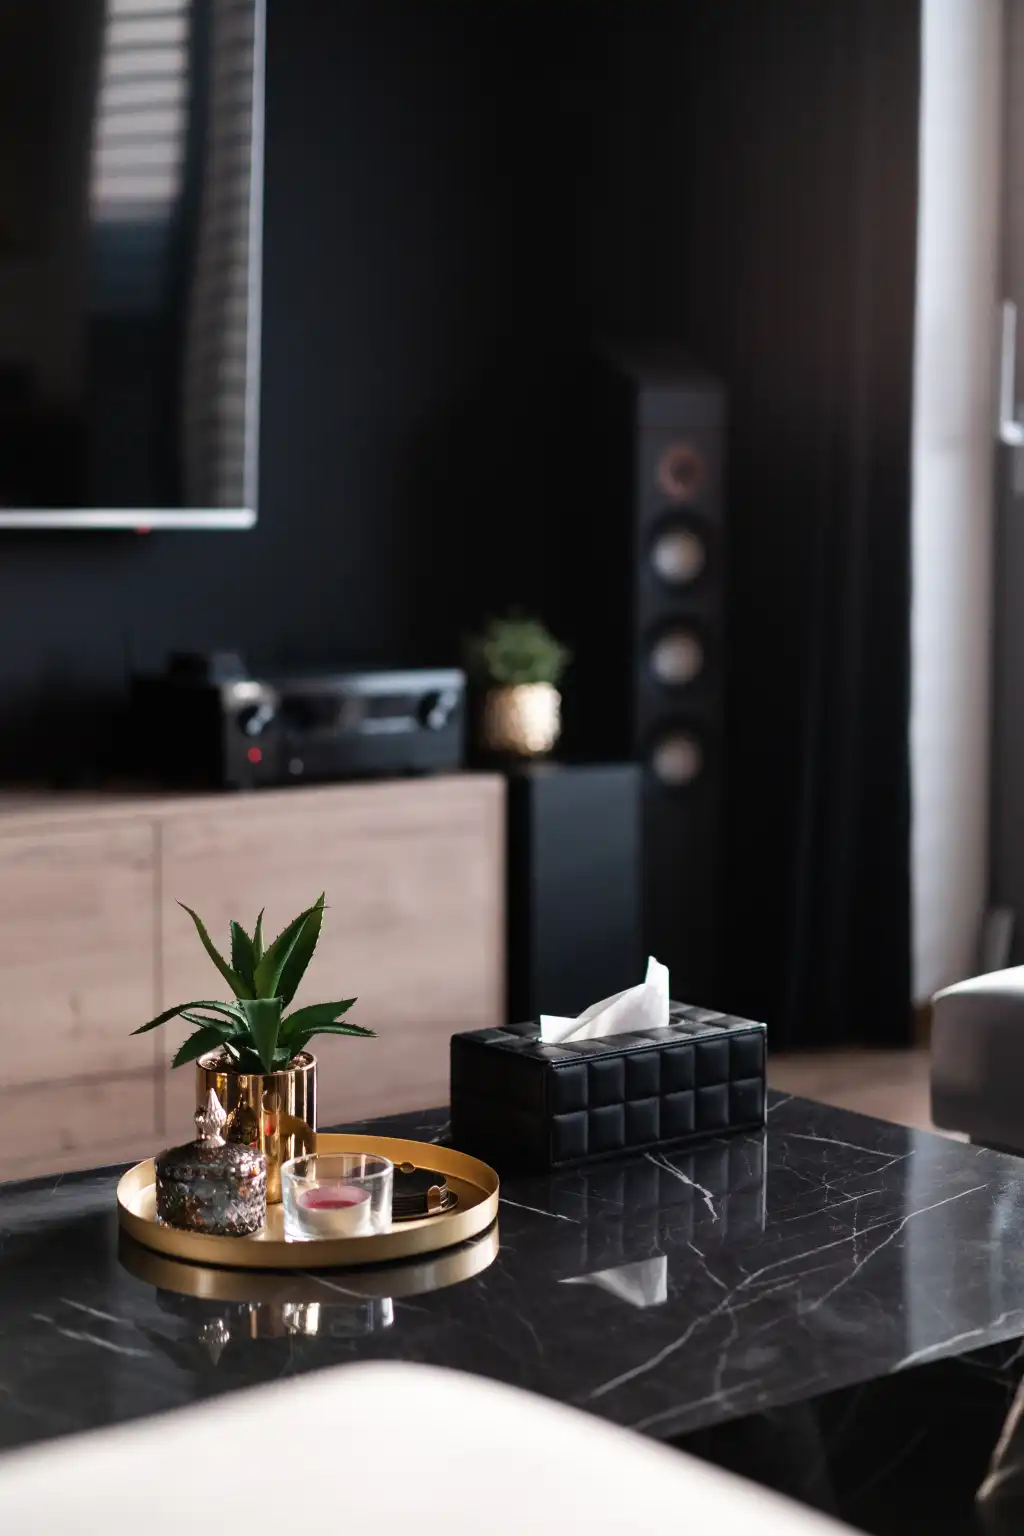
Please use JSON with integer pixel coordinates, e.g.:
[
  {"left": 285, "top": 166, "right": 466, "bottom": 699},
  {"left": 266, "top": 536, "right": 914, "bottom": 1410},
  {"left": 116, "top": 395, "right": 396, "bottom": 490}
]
[{"left": 450, "top": 1003, "right": 767, "bottom": 1172}]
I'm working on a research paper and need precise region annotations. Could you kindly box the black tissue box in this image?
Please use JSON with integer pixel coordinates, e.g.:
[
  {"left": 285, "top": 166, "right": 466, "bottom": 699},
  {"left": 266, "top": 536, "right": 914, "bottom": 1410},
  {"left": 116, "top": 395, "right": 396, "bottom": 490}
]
[{"left": 450, "top": 1003, "right": 767, "bottom": 1172}]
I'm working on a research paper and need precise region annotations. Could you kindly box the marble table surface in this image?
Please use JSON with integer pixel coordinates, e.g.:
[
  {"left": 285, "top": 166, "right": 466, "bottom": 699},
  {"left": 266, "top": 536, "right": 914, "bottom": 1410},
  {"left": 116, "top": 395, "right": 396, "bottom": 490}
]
[{"left": 2, "top": 1092, "right": 1024, "bottom": 1455}]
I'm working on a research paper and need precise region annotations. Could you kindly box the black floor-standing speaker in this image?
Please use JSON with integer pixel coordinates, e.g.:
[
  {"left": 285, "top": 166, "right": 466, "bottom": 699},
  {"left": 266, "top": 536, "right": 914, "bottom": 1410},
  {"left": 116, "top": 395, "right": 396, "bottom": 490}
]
[
  {"left": 506, "top": 763, "right": 642, "bottom": 1023},
  {"left": 558, "top": 353, "right": 726, "bottom": 1005},
  {"left": 635, "top": 361, "right": 725, "bottom": 1005}
]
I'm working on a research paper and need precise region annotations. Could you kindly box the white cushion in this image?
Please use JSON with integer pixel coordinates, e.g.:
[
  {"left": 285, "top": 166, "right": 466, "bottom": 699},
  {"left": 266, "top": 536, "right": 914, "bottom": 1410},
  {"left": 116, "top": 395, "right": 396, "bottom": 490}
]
[{"left": 0, "top": 1360, "right": 853, "bottom": 1534}]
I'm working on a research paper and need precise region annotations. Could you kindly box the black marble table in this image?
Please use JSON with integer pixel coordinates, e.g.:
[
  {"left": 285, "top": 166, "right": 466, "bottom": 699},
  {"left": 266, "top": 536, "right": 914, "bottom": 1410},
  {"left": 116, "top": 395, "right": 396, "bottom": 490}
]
[{"left": 2, "top": 1092, "right": 1024, "bottom": 1529}]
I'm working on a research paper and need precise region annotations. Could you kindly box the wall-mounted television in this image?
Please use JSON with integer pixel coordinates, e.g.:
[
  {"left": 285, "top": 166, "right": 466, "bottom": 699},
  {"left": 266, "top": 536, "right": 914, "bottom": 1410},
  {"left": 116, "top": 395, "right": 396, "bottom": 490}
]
[{"left": 0, "top": 0, "right": 264, "bottom": 530}]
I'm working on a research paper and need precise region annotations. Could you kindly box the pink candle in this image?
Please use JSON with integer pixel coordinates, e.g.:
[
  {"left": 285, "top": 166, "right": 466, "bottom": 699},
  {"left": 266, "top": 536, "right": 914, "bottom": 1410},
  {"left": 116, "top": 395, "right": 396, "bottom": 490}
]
[{"left": 295, "top": 1181, "right": 371, "bottom": 1237}]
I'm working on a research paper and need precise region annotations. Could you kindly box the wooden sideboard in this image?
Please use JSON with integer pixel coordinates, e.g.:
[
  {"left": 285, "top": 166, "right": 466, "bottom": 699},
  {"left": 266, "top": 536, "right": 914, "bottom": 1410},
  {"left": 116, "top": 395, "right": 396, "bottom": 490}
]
[{"left": 0, "top": 776, "right": 505, "bottom": 1181}]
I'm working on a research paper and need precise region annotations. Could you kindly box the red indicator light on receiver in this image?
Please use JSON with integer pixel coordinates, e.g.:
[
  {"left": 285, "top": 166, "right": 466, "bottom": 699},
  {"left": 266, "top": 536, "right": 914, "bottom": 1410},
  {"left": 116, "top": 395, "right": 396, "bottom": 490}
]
[{"left": 247, "top": 747, "right": 263, "bottom": 764}]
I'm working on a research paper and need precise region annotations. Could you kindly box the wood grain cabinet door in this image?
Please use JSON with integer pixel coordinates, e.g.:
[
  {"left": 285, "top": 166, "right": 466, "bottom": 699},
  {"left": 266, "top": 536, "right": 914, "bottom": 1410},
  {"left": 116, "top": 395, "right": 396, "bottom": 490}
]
[
  {"left": 0, "top": 820, "right": 159, "bottom": 1172},
  {"left": 159, "top": 778, "right": 504, "bottom": 1135}
]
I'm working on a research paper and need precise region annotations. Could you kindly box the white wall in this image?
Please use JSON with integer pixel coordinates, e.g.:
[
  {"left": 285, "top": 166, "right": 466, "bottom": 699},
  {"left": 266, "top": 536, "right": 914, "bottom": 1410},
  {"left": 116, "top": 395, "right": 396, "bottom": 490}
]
[{"left": 911, "top": 0, "right": 1002, "bottom": 999}]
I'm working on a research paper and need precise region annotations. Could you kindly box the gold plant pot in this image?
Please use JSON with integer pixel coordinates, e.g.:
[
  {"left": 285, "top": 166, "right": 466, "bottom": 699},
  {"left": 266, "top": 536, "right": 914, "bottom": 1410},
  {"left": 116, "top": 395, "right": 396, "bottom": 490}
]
[
  {"left": 481, "top": 682, "right": 561, "bottom": 757},
  {"left": 196, "top": 1051, "right": 317, "bottom": 1204}
]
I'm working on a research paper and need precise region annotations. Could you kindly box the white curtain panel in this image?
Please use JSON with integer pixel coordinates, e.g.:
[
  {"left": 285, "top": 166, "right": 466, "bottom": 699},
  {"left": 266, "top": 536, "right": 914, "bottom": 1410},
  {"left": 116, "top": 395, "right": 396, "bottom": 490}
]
[{"left": 911, "top": 0, "right": 1002, "bottom": 999}]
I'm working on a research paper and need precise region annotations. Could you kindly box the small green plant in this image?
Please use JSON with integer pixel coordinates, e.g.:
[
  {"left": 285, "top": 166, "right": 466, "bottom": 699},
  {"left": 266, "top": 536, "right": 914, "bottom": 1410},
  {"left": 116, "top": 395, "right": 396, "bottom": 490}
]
[
  {"left": 132, "top": 894, "right": 374, "bottom": 1075},
  {"left": 466, "top": 614, "right": 571, "bottom": 688}
]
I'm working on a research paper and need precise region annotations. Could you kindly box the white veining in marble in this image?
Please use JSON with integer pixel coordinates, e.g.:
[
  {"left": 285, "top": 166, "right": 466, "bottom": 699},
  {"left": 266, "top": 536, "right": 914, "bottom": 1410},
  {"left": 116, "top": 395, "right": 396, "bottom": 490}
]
[{"left": 646, "top": 1151, "right": 719, "bottom": 1221}]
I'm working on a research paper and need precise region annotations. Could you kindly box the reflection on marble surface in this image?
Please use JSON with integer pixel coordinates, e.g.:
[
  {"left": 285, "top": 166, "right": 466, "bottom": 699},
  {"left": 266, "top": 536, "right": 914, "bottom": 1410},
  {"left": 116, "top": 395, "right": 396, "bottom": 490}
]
[
  {"left": 680, "top": 1337, "right": 1024, "bottom": 1535},
  {"left": 977, "top": 1369, "right": 1024, "bottom": 1534},
  {"left": 2, "top": 1095, "right": 1024, "bottom": 1455},
  {"left": 142, "top": 1292, "right": 395, "bottom": 1371},
  {"left": 562, "top": 1256, "right": 668, "bottom": 1309}
]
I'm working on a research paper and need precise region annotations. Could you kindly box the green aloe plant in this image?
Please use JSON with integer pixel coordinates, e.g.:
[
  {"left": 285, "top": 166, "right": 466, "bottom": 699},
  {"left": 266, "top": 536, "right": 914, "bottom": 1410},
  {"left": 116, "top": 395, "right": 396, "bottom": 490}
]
[{"left": 132, "top": 894, "right": 374, "bottom": 1075}]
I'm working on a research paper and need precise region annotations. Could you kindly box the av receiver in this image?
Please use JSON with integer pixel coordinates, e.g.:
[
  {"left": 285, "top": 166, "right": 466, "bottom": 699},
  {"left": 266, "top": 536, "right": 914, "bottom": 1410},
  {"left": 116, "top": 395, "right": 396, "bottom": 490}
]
[{"left": 130, "top": 653, "right": 465, "bottom": 789}]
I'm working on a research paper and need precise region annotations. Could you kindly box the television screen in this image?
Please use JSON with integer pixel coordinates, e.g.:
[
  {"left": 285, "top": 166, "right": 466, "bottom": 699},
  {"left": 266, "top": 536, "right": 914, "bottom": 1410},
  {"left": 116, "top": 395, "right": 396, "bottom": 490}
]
[{"left": 0, "top": 0, "right": 263, "bottom": 529}]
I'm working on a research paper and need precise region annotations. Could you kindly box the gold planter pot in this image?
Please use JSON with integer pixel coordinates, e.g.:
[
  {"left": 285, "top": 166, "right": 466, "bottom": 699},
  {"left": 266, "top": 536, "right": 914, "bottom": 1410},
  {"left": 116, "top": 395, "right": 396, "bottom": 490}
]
[
  {"left": 196, "top": 1051, "right": 317, "bottom": 1204},
  {"left": 481, "top": 682, "right": 561, "bottom": 757}
]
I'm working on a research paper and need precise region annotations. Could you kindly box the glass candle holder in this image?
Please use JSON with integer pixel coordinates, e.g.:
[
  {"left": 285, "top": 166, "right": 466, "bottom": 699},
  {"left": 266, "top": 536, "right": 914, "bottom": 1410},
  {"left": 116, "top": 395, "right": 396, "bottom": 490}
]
[{"left": 281, "top": 1152, "right": 393, "bottom": 1241}]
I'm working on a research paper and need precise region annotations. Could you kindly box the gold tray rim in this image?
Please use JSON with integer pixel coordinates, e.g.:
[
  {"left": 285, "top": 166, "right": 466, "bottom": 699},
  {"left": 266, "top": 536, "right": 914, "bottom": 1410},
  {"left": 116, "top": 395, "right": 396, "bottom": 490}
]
[
  {"left": 118, "top": 1223, "right": 500, "bottom": 1303},
  {"left": 116, "top": 1133, "right": 500, "bottom": 1270}
]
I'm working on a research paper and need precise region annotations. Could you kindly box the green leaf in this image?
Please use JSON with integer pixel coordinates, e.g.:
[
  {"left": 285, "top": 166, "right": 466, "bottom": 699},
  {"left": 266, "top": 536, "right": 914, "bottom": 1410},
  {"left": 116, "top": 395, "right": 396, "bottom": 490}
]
[
  {"left": 230, "top": 922, "right": 257, "bottom": 990},
  {"left": 179, "top": 1018, "right": 242, "bottom": 1063},
  {"left": 178, "top": 904, "right": 254, "bottom": 1000},
  {"left": 252, "top": 909, "right": 265, "bottom": 961},
  {"left": 253, "top": 896, "right": 322, "bottom": 1000},
  {"left": 172, "top": 1026, "right": 235, "bottom": 1069},
  {"left": 289, "top": 1021, "right": 377, "bottom": 1055},
  {"left": 180, "top": 1009, "right": 241, "bottom": 1032},
  {"left": 279, "top": 998, "right": 356, "bottom": 1048},
  {"left": 240, "top": 996, "right": 283, "bottom": 1074},
  {"left": 131, "top": 1000, "right": 245, "bottom": 1036},
  {"left": 276, "top": 894, "right": 325, "bottom": 1006}
]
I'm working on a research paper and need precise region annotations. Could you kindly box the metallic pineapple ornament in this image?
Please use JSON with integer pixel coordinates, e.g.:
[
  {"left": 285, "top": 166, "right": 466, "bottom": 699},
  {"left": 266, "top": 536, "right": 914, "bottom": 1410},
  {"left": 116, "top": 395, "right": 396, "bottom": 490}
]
[{"left": 155, "top": 1090, "right": 267, "bottom": 1236}]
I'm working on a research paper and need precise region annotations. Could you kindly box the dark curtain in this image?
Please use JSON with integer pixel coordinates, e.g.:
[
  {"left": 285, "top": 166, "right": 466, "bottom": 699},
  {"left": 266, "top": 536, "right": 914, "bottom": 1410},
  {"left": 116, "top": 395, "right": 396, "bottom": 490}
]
[
  {"left": 574, "top": 0, "right": 914, "bottom": 1050},
  {"left": 565, "top": 0, "right": 917, "bottom": 1047},
  {"left": 673, "top": 0, "right": 919, "bottom": 1048}
]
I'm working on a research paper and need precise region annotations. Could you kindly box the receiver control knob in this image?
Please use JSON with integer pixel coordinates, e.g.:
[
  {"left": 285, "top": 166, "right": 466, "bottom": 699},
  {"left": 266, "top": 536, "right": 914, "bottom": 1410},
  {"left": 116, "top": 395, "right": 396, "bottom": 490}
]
[
  {"left": 237, "top": 701, "right": 276, "bottom": 738},
  {"left": 419, "top": 689, "right": 459, "bottom": 731}
]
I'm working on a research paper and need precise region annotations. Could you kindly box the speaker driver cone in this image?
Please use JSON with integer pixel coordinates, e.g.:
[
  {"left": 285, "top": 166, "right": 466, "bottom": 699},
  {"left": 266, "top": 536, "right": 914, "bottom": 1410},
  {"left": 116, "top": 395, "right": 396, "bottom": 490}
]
[
  {"left": 650, "top": 731, "right": 703, "bottom": 788},
  {"left": 650, "top": 629, "right": 704, "bottom": 688},
  {"left": 649, "top": 524, "right": 706, "bottom": 587}
]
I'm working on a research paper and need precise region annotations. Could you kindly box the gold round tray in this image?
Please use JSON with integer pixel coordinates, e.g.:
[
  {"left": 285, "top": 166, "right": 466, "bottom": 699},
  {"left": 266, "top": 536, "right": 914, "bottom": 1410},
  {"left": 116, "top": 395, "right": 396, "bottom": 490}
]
[{"left": 117, "top": 1133, "right": 499, "bottom": 1270}]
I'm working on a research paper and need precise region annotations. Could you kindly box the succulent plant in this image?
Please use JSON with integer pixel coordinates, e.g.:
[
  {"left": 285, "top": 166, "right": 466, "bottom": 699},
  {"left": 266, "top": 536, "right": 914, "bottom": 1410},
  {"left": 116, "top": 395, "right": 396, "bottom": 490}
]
[
  {"left": 466, "top": 614, "right": 571, "bottom": 689},
  {"left": 132, "top": 894, "right": 373, "bottom": 1075}
]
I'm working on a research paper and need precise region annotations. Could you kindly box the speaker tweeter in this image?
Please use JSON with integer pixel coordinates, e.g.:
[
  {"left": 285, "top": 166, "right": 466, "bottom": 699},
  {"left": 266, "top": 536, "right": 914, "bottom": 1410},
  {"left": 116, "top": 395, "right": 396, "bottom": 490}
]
[
  {"left": 656, "top": 442, "right": 706, "bottom": 503},
  {"left": 649, "top": 519, "right": 707, "bottom": 587}
]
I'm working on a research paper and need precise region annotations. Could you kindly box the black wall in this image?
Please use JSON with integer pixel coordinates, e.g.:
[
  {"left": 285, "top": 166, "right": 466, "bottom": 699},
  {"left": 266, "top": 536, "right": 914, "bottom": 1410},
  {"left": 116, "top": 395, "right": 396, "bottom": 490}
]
[{"left": 0, "top": 2, "right": 568, "bottom": 774}]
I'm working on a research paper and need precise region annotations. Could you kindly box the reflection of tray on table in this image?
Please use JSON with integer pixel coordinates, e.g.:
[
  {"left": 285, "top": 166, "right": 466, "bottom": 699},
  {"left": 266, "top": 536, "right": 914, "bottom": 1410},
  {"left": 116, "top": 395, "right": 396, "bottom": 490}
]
[{"left": 117, "top": 1134, "right": 499, "bottom": 1271}]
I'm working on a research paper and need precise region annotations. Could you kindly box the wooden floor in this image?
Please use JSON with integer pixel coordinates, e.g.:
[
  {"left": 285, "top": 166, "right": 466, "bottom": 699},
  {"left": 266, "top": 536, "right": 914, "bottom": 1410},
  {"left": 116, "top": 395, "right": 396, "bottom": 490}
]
[{"left": 767, "top": 1047, "right": 947, "bottom": 1134}]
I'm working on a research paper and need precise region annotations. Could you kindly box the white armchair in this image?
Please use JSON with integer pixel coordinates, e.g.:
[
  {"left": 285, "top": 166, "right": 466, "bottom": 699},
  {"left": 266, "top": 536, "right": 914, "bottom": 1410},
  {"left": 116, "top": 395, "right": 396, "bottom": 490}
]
[{"left": 0, "top": 1360, "right": 853, "bottom": 1534}]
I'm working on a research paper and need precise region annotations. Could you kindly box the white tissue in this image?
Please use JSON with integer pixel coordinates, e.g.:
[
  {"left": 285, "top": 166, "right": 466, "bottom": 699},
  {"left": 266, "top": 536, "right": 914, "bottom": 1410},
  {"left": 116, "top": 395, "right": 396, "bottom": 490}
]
[{"left": 539, "top": 957, "right": 670, "bottom": 1045}]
